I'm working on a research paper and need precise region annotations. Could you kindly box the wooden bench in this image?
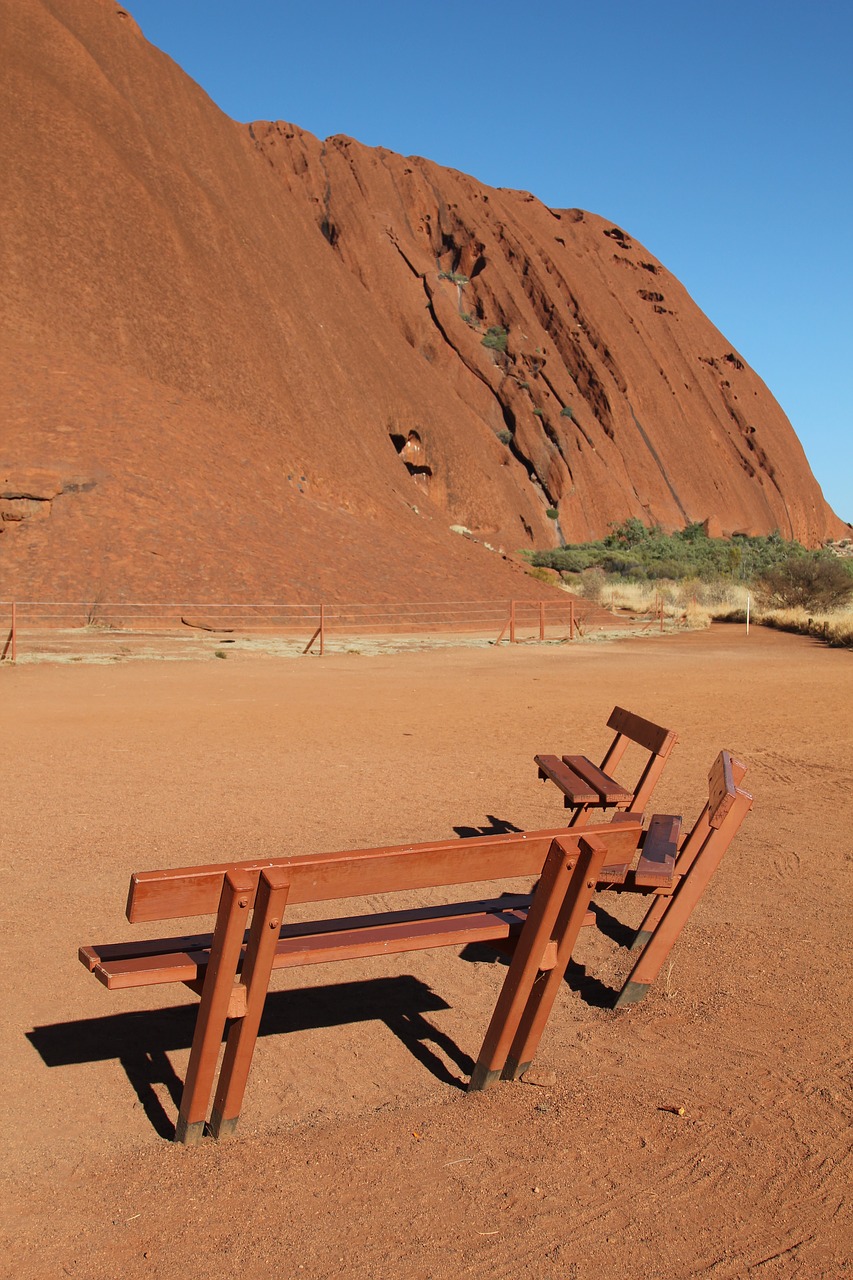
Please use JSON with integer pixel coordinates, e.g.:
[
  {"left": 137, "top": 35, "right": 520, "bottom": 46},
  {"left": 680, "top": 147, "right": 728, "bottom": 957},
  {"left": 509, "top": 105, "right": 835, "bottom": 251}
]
[
  {"left": 467, "top": 749, "right": 752, "bottom": 1087},
  {"left": 535, "top": 706, "right": 678, "bottom": 826},
  {"left": 81, "top": 819, "right": 641, "bottom": 1143},
  {"left": 79, "top": 748, "right": 750, "bottom": 1142}
]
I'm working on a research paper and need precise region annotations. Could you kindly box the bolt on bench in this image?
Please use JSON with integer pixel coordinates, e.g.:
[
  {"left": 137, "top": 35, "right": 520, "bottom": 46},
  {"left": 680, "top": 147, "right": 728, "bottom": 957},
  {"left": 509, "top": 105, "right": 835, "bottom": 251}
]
[{"left": 79, "top": 747, "right": 751, "bottom": 1143}]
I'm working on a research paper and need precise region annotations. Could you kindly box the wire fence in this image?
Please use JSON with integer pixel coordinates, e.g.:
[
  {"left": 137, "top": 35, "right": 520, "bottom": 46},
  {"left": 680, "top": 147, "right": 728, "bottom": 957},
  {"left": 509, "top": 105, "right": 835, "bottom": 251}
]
[{"left": 0, "top": 596, "right": 666, "bottom": 662}]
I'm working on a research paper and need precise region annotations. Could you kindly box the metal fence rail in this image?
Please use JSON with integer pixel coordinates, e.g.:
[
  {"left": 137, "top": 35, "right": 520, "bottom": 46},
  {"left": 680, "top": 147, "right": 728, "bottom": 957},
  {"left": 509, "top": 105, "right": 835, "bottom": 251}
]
[{"left": 0, "top": 596, "right": 666, "bottom": 662}]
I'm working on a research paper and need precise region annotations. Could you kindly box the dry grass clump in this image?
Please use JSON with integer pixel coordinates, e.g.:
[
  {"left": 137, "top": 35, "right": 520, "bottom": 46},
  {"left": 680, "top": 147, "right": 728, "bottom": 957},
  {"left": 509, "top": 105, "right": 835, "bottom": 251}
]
[
  {"left": 599, "top": 579, "right": 750, "bottom": 630},
  {"left": 560, "top": 573, "right": 853, "bottom": 646},
  {"left": 758, "top": 607, "right": 853, "bottom": 647}
]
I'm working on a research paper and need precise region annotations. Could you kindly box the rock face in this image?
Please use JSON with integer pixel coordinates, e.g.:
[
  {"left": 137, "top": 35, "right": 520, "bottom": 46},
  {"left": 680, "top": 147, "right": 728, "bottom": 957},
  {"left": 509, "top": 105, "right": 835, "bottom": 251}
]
[{"left": 0, "top": 0, "right": 845, "bottom": 603}]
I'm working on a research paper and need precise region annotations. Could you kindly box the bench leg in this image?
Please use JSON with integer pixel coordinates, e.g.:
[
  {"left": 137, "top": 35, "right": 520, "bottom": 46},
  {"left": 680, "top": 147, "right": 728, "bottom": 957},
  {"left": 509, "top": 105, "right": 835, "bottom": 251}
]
[
  {"left": 615, "top": 790, "right": 751, "bottom": 1007},
  {"left": 468, "top": 835, "right": 605, "bottom": 1091},
  {"left": 629, "top": 891, "right": 672, "bottom": 952},
  {"left": 502, "top": 835, "right": 608, "bottom": 1080},
  {"left": 174, "top": 872, "right": 255, "bottom": 1144},
  {"left": 209, "top": 868, "right": 291, "bottom": 1140}
]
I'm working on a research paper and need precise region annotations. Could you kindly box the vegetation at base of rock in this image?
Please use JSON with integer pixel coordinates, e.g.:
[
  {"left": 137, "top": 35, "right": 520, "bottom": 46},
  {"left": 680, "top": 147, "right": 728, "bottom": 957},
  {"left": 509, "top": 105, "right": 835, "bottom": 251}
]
[
  {"left": 481, "top": 325, "right": 508, "bottom": 353},
  {"left": 755, "top": 555, "right": 853, "bottom": 611},
  {"left": 525, "top": 520, "right": 853, "bottom": 645},
  {"left": 529, "top": 520, "right": 853, "bottom": 595}
]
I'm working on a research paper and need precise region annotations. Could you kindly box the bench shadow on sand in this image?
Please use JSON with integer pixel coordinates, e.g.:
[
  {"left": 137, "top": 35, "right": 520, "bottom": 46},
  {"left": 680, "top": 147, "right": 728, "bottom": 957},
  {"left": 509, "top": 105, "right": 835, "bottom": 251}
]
[{"left": 27, "top": 976, "right": 472, "bottom": 1140}]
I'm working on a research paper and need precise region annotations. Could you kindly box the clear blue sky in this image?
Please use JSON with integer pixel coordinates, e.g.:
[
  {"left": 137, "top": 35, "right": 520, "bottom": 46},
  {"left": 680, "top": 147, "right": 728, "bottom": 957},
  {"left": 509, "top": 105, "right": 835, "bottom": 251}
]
[{"left": 130, "top": 0, "right": 852, "bottom": 527}]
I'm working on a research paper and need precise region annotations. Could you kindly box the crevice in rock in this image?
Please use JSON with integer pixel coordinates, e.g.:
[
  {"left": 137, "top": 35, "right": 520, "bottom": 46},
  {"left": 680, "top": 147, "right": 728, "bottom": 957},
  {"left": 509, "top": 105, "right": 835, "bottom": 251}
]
[
  {"left": 389, "top": 429, "right": 433, "bottom": 487},
  {"left": 627, "top": 401, "right": 689, "bottom": 524}
]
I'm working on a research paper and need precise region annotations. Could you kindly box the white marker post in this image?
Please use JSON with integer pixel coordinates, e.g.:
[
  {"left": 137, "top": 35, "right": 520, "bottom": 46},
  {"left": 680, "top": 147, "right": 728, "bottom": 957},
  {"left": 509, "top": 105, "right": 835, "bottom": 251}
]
[{"left": 746, "top": 592, "right": 751, "bottom": 637}]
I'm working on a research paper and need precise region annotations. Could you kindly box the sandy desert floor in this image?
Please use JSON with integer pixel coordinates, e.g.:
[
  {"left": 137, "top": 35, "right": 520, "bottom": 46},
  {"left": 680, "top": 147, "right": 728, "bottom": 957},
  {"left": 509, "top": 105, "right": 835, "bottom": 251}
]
[{"left": 1, "top": 625, "right": 851, "bottom": 1279}]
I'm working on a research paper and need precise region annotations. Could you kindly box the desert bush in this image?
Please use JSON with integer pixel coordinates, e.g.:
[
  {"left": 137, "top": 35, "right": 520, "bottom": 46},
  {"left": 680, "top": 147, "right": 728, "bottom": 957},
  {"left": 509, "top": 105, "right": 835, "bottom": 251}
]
[
  {"left": 576, "top": 568, "right": 607, "bottom": 602},
  {"left": 532, "top": 547, "right": 597, "bottom": 573},
  {"left": 497, "top": 429, "right": 512, "bottom": 445},
  {"left": 755, "top": 555, "right": 853, "bottom": 611},
  {"left": 560, "top": 406, "right": 574, "bottom": 419},
  {"left": 545, "top": 507, "right": 558, "bottom": 519},
  {"left": 481, "top": 326, "right": 508, "bottom": 353},
  {"left": 526, "top": 565, "right": 557, "bottom": 585},
  {"left": 529, "top": 523, "right": 818, "bottom": 585}
]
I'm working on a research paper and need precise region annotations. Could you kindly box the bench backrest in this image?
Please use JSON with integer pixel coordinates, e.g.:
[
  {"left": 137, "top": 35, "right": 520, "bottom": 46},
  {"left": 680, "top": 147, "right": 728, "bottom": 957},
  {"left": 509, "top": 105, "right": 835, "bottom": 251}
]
[
  {"left": 598, "top": 705, "right": 678, "bottom": 814},
  {"left": 677, "top": 749, "right": 751, "bottom": 874},
  {"left": 125, "top": 820, "right": 643, "bottom": 924}
]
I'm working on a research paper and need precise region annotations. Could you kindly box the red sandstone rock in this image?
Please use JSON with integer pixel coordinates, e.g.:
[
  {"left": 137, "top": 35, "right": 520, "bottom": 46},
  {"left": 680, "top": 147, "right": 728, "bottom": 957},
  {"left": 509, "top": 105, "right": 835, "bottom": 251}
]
[{"left": 0, "top": 0, "right": 845, "bottom": 603}]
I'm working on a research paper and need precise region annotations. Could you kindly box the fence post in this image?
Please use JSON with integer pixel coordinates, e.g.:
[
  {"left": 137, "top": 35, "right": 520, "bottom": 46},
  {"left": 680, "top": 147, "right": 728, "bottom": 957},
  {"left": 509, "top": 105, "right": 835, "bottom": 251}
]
[
  {"left": 509, "top": 600, "right": 516, "bottom": 645},
  {"left": 320, "top": 602, "right": 325, "bottom": 656},
  {"left": 0, "top": 602, "right": 17, "bottom": 662},
  {"left": 302, "top": 605, "right": 325, "bottom": 656},
  {"left": 539, "top": 601, "right": 545, "bottom": 642},
  {"left": 569, "top": 599, "right": 575, "bottom": 641}
]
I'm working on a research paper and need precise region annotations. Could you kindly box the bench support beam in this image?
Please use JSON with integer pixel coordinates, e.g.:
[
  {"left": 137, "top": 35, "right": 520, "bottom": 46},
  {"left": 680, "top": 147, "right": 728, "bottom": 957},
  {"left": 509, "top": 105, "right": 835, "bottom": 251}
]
[
  {"left": 209, "top": 868, "right": 291, "bottom": 1139},
  {"left": 174, "top": 871, "right": 255, "bottom": 1144},
  {"left": 468, "top": 834, "right": 607, "bottom": 1091}
]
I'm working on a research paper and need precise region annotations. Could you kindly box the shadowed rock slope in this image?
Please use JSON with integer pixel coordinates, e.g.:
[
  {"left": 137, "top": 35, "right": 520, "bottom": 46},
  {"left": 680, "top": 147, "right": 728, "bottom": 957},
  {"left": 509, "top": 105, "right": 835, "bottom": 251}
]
[{"left": 1, "top": 0, "right": 845, "bottom": 604}]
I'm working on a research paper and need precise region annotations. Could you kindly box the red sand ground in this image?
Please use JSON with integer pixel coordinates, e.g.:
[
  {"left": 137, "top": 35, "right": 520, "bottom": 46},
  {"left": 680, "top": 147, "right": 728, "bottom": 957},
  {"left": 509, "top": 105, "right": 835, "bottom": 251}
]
[{"left": 2, "top": 626, "right": 851, "bottom": 1278}]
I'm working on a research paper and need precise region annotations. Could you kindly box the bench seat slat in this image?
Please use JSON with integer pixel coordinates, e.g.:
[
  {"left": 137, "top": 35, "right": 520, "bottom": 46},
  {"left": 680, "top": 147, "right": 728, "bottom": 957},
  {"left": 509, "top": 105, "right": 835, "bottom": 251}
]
[
  {"left": 534, "top": 755, "right": 598, "bottom": 804},
  {"left": 92, "top": 896, "right": 603, "bottom": 991},
  {"left": 561, "top": 755, "right": 632, "bottom": 804},
  {"left": 92, "top": 899, "right": 539, "bottom": 990},
  {"left": 635, "top": 814, "right": 681, "bottom": 887},
  {"left": 80, "top": 895, "right": 537, "bottom": 971}
]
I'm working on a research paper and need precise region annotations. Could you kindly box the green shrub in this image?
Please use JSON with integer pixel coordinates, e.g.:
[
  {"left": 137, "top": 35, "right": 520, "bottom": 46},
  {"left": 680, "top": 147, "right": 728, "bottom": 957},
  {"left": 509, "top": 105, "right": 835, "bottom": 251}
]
[
  {"left": 530, "top": 548, "right": 594, "bottom": 572},
  {"left": 545, "top": 507, "right": 559, "bottom": 519},
  {"left": 482, "top": 326, "right": 508, "bottom": 353},
  {"left": 560, "top": 406, "right": 574, "bottom": 419},
  {"left": 606, "top": 517, "right": 652, "bottom": 548},
  {"left": 497, "top": 429, "right": 512, "bottom": 445},
  {"left": 533, "top": 408, "right": 544, "bottom": 417},
  {"left": 756, "top": 555, "right": 853, "bottom": 610},
  {"left": 529, "top": 522, "right": 825, "bottom": 588}
]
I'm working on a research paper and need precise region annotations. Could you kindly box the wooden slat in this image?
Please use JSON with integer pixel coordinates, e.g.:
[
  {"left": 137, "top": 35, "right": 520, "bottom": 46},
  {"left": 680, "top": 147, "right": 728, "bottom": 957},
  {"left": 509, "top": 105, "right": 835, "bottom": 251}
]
[
  {"left": 606, "top": 706, "right": 677, "bottom": 757},
  {"left": 82, "top": 895, "right": 534, "bottom": 971},
  {"left": 635, "top": 813, "right": 681, "bottom": 887},
  {"left": 125, "top": 821, "right": 640, "bottom": 923},
  {"left": 561, "top": 755, "right": 632, "bottom": 804},
  {"left": 534, "top": 755, "right": 598, "bottom": 803},
  {"left": 93, "top": 901, "right": 538, "bottom": 990}
]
